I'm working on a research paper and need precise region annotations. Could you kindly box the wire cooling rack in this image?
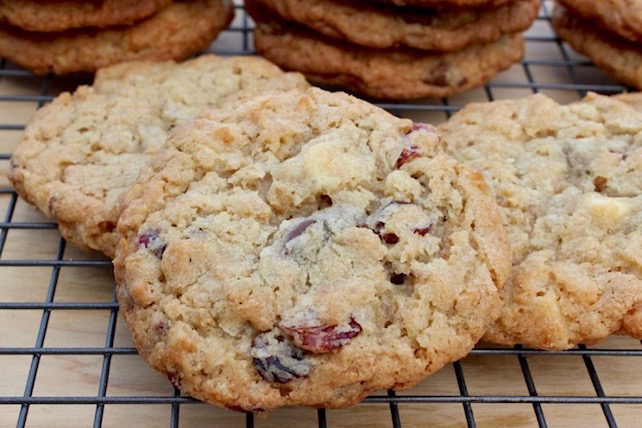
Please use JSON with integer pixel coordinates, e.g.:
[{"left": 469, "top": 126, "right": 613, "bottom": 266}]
[{"left": 1, "top": 1, "right": 641, "bottom": 427}]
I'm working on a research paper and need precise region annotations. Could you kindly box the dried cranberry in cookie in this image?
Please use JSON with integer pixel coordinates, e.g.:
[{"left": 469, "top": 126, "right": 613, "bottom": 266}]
[
  {"left": 114, "top": 87, "right": 510, "bottom": 411},
  {"left": 280, "top": 317, "right": 362, "bottom": 354},
  {"left": 137, "top": 229, "right": 166, "bottom": 259}
]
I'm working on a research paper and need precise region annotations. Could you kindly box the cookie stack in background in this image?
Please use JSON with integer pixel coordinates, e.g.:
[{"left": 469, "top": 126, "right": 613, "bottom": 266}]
[
  {"left": 246, "top": 0, "right": 540, "bottom": 99},
  {"left": 552, "top": 1, "right": 642, "bottom": 90},
  {"left": 0, "top": 0, "right": 235, "bottom": 74}
]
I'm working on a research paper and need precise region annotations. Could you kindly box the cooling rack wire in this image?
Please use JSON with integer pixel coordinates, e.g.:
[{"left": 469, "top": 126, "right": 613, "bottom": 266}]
[{"left": 0, "top": 1, "right": 641, "bottom": 427}]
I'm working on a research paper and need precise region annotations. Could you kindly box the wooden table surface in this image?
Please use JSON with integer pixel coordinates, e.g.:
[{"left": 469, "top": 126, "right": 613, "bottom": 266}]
[{"left": 1, "top": 2, "right": 642, "bottom": 427}]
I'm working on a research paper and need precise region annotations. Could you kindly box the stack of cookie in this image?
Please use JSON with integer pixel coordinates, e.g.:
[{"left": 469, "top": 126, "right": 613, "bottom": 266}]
[
  {"left": 246, "top": 0, "right": 540, "bottom": 99},
  {"left": 552, "top": 1, "right": 642, "bottom": 90},
  {"left": 0, "top": 0, "right": 235, "bottom": 74}
]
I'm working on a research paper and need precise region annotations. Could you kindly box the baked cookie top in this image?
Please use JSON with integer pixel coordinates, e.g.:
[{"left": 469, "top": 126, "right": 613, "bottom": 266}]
[
  {"left": 439, "top": 92, "right": 642, "bottom": 350},
  {"left": 246, "top": 0, "right": 538, "bottom": 51},
  {"left": 0, "top": 0, "right": 234, "bottom": 74},
  {"left": 558, "top": 0, "right": 642, "bottom": 42},
  {"left": 253, "top": 21, "right": 524, "bottom": 100},
  {"left": 552, "top": 4, "right": 642, "bottom": 90},
  {"left": 0, "top": 0, "right": 172, "bottom": 32},
  {"left": 8, "top": 55, "right": 308, "bottom": 257},
  {"left": 114, "top": 88, "right": 510, "bottom": 411}
]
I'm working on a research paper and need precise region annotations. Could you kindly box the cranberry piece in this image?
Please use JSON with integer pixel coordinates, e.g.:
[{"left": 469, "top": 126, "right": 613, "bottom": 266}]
[
  {"left": 373, "top": 221, "right": 385, "bottom": 235},
  {"left": 285, "top": 219, "right": 317, "bottom": 244},
  {"left": 283, "top": 218, "right": 317, "bottom": 255},
  {"left": 318, "top": 194, "right": 333, "bottom": 208},
  {"left": 406, "top": 122, "right": 433, "bottom": 134},
  {"left": 608, "top": 148, "right": 628, "bottom": 161},
  {"left": 390, "top": 273, "right": 406, "bottom": 285},
  {"left": 154, "top": 321, "right": 169, "bottom": 334},
  {"left": 251, "top": 332, "right": 310, "bottom": 383},
  {"left": 413, "top": 225, "right": 433, "bottom": 236},
  {"left": 280, "top": 317, "right": 362, "bottom": 354},
  {"left": 396, "top": 146, "right": 421, "bottom": 168},
  {"left": 137, "top": 229, "right": 166, "bottom": 259},
  {"left": 382, "top": 233, "right": 399, "bottom": 244}
]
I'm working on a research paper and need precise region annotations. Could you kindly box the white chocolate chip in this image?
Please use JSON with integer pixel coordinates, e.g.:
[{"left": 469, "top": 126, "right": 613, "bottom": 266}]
[{"left": 580, "top": 193, "right": 632, "bottom": 228}]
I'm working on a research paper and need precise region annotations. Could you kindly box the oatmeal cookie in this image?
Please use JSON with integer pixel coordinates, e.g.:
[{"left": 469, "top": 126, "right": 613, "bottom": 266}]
[
  {"left": 439, "top": 92, "right": 642, "bottom": 350},
  {"left": 114, "top": 87, "right": 511, "bottom": 411},
  {"left": 245, "top": 0, "right": 538, "bottom": 51},
  {"left": 557, "top": 0, "right": 642, "bottom": 43},
  {"left": 0, "top": 0, "right": 172, "bottom": 32},
  {"left": 0, "top": 0, "right": 234, "bottom": 74},
  {"left": 552, "top": 4, "right": 642, "bottom": 90},
  {"left": 253, "top": 21, "right": 524, "bottom": 99},
  {"left": 8, "top": 55, "right": 308, "bottom": 257}
]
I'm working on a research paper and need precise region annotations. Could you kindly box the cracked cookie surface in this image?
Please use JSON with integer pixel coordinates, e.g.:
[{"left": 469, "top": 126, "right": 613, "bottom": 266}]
[
  {"left": 114, "top": 87, "right": 510, "bottom": 411},
  {"left": 8, "top": 54, "right": 308, "bottom": 257},
  {"left": 439, "top": 92, "right": 642, "bottom": 350}
]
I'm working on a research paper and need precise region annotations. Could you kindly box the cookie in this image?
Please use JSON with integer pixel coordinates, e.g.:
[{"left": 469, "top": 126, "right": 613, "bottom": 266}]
[
  {"left": 614, "top": 91, "right": 642, "bottom": 110},
  {"left": 0, "top": 0, "right": 172, "bottom": 32},
  {"left": 439, "top": 92, "right": 642, "bottom": 350},
  {"left": 8, "top": 55, "right": 308, "bottom": 257},
  {"left": 552, "top": 5, "right": 642, "bottom": 90},
  {"left": 557, "top": 0, "right": 642, "bottom": 43},
  {"left": 372, "top": 0, "right": 512, "bottom": 8},
  {"left": 114, "top": 87, "right": 511, "bottom": 411},
  {"left": 245, "top": 0, "right": 538, "bottom": 52},
  {"left": 253, "top": 21, "right": 524, "bottom": 99},
  {"left": 0, "top": 0, "right": 234, "bottom": 74}
]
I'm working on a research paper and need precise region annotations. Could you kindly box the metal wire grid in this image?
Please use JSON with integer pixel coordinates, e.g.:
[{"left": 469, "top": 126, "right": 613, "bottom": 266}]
[{"left": 0, "top": 1, "right": 641, "bottom": 427}]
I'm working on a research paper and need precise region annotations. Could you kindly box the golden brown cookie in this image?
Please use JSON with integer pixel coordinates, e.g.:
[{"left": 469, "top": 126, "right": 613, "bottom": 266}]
[
  {"left": 439, "top": 92, "right": 642, "bottom": 350},
  {"left": 245, "top": 0, "right": 538, "bottom": 51},
  {"left": 114, "top": 87, "right": 511, "bottom": 411},
  {"left": 8, "top": 55, "right": 308, "bottom": 257},
  {"left": 0, "top": 0, "right": 234, "bottom": 74},
  {"left": 558, "top": 0, "right": 642, "bottom": 43},
  {"left": 0, "top": 0, "right": 172, "bottom": 32},
  {"left": 552, "top": 4, "right": 642, "bottom": 90},
  {"left": 253, "top": 21, "right": 524, "bottom": 99}
]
